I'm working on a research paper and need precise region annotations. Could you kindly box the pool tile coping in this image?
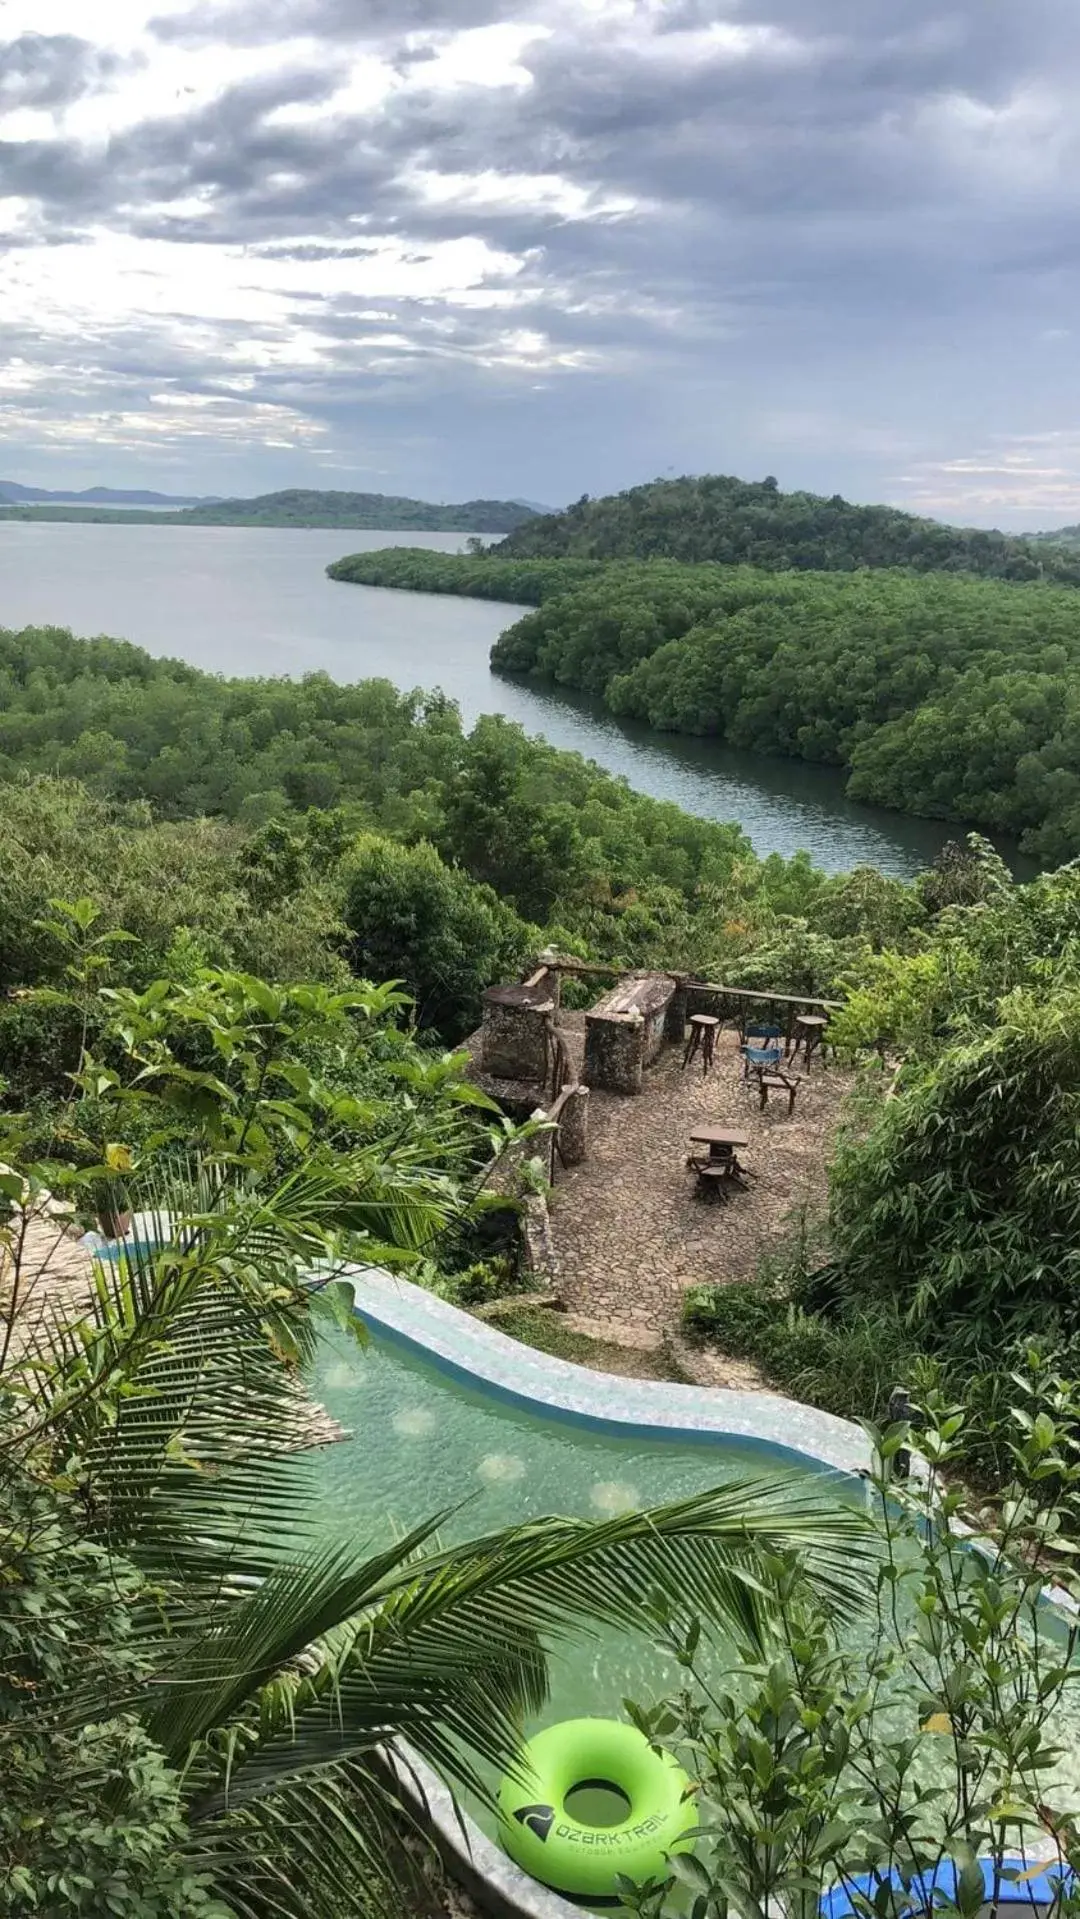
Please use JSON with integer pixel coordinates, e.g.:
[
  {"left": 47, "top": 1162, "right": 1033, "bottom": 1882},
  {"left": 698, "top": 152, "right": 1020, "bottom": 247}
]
[{"left": 344, "top": 1266, "right": 872, "bottom": 1479}]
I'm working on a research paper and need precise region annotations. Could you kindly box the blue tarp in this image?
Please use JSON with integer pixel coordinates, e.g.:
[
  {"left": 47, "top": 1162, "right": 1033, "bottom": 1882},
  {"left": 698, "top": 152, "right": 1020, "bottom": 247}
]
[{"left": 820, "top": 1859, "right": 1076, "bottom": 1919}]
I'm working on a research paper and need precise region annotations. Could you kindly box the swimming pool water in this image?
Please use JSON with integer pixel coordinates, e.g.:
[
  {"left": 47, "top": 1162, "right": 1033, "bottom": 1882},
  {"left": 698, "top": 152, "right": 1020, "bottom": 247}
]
[
  {"left": 304, "top": 1327, "right": 1080, "bottom": 1879},
  {"left": 307, "top": 1327, "right": 817, "bottom": 1744}
]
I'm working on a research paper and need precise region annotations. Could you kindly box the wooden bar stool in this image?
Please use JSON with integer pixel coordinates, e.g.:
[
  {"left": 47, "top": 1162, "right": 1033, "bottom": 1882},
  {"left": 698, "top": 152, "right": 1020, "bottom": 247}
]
[
  {"left": 791, "top": 1014, "right": 829, "bottom": 1072},
  {"left": 682, "top": 1012, "right": 720, "bottom": 1075}
]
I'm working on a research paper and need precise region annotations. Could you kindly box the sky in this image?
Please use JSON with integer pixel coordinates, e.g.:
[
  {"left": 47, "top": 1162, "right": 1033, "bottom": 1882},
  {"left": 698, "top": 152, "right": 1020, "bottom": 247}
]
[{"left": 1, "top": 0, "right": 1079, "bottom": 528}]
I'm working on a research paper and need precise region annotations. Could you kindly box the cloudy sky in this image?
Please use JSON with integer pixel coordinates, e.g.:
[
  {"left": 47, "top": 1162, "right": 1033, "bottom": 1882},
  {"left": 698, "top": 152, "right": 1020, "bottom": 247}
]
[{"left": 1, "top": 0, "right": 1078, "bottom": 526}]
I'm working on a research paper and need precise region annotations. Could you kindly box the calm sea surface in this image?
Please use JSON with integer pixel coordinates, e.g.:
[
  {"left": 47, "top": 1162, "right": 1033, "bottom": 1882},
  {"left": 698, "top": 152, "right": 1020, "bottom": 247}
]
[{"left": 0, "top": 521, "right": 1014, "bottom": 878}]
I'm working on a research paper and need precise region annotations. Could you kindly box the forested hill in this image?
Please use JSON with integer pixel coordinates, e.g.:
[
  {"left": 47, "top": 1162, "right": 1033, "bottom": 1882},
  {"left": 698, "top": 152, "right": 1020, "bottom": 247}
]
[
  {"left": 0, "top": 489, "right": 540, "bottom": 531},
  {"left": 175, "top": 488, "right": 537, "bottom": 531},
  {"left": 496, "top": 473, "right": 1077, "bottom": 582}
]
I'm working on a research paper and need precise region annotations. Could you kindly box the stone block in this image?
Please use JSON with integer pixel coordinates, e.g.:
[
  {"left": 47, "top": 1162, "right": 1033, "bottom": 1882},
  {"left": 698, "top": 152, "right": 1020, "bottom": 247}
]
[
  {"left": 557, "top": 1084, "right": 589, "bottom": 1165},
  {"left": 583, "top": 974, "right": 676, "bottom": 1094},
  {"left": 481, "top": 980, "right": 555, "bottom": 1081}
]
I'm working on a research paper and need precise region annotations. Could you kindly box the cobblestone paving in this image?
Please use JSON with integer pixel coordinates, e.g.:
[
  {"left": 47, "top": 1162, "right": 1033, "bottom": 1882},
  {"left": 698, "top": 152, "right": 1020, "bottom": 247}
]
[{"left": 549, "top": 1028, "right": 855, "bottom": 1352}]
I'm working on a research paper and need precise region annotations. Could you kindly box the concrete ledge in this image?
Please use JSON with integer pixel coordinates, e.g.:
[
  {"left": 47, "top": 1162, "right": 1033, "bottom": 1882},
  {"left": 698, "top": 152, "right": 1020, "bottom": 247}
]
[
  {"left": 344, "top": 1267, "right": 871, "bottom": 1479},
  {"left": 392, "top": 1746, "right": 583, "bottom": 1919}
]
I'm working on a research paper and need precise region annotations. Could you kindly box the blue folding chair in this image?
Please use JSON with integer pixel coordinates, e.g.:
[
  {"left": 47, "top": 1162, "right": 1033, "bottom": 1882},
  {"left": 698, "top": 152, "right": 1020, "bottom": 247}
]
[{"left": 741, "top": 1043, "right": 783, "bottom": 1082}]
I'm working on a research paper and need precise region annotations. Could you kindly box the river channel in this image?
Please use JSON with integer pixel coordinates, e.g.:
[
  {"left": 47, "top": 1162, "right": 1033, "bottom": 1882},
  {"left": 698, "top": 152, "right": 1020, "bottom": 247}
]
[{"left": 0, "top": 520, "right": 1006, "bottom": 878}]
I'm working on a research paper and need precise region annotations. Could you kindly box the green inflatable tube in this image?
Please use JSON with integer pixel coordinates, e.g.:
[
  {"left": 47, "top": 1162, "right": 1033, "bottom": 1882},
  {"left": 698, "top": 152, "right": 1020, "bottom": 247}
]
[{"left": 497, "top": 1717, "right": 695, "bottom": 1902}]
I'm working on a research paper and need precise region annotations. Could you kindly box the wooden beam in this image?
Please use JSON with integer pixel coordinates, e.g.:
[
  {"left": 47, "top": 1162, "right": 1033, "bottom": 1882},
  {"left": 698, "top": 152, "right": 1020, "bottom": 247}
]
[{"left": 532, "top": 955, "right": 841, "bottom": 1013}]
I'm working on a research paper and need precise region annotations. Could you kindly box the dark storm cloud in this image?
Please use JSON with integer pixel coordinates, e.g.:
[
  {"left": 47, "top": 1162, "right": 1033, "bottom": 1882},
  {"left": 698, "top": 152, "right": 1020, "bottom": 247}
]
[{"left": 0, "top": 136, "right": 110, "bottom": 212}]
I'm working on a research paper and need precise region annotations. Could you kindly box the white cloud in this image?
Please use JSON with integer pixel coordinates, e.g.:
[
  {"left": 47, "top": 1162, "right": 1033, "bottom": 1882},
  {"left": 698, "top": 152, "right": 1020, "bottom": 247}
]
[
  {"left": 892, "top": 435, "right": 1080, "bottom": 523},
  {"left": 405, "top": 21, "right": 549, "bottom": 90},
  {"left": 402, "top": 166, "right": 640, "bottom": 222}
]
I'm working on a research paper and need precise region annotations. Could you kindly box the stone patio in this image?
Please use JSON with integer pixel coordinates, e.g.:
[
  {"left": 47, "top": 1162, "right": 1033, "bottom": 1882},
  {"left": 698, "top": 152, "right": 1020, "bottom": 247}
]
[{"left": 546, "top": 1025, "right": 855, "bottom": 1362}]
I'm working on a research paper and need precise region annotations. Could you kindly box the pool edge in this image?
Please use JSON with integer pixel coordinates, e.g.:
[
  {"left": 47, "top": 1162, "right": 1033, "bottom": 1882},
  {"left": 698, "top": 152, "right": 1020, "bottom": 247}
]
[
  {"left": 343, "top": 1267, "right": 871, "bottom": 1919},
  {"left": 344, "top": 1266, "right": 871, "bottom": 1479}
]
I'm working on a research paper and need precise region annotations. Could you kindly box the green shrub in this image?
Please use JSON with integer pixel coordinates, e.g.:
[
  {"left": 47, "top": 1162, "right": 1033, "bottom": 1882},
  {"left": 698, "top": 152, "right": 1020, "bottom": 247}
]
[
  {"left": 341, "top": 834, "right": 531, "bottom": 1039},
  {"left": 828, "top": 986, "right": 1080, "bottom": 1351},
  {"left": 682, "top": 1277, "right": 924, "bottom": 1425},
  {"left": 433, "top": 1255, "right": 525, "bottom": 1308}
]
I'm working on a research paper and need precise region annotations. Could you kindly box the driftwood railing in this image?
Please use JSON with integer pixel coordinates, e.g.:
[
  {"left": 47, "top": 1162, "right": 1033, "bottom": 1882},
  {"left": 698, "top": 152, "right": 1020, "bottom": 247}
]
[
  {"left": 531, "top": 955, "right": 840, "bottom": 1049},
  {"left": 542, "top": 1082, "right": 589, "bottom": 1187}
]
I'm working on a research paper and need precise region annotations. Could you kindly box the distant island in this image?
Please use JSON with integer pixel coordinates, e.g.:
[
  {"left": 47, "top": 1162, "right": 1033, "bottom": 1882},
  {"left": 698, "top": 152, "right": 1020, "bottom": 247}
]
[
  {"left": 0, "top": 485, "right": 541, "bottom": 533},
  {"left": 0, "top": 480, "right": 217, "bottom": 507}
]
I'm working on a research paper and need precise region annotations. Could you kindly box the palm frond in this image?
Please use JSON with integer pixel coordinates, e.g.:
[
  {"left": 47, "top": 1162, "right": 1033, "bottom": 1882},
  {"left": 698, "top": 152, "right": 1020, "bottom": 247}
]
[{"left": 172, "top": 1476, "right": 874, "bottom": 1825}]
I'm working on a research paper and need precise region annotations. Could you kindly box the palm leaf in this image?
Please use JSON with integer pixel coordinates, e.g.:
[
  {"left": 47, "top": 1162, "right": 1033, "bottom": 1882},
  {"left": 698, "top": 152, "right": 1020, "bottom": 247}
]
[{"left": 156, "top": 1477, "right": 874, "bottom": 1819}]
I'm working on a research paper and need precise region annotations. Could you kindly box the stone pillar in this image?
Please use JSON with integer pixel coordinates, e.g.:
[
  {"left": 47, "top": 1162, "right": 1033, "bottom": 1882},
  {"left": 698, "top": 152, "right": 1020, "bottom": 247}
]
[
  {"left": 584, "top": 1010, "right": 645, "bottom": 1094},
  {"left": 558, "top": 1085, "right": 590, "bottom": 1165},
  {"left": 481, "top": 984, "right": 555, "bottom": 1081}
]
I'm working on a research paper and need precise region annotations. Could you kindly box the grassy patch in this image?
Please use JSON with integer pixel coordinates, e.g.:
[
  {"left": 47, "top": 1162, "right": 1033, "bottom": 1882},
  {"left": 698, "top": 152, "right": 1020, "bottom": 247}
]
[
  {"left": 682, "top": 1277, "right": 923, "bottom": 1424},
  {"left": 483, "top": 1305, "right": 685, "bottom": 1382}
]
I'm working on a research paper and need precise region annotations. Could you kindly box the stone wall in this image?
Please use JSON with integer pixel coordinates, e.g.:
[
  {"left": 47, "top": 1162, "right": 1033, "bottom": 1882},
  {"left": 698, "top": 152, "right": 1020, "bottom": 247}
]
[{"left": 583, "top": 974, "right": 676, "bottom": 1094}]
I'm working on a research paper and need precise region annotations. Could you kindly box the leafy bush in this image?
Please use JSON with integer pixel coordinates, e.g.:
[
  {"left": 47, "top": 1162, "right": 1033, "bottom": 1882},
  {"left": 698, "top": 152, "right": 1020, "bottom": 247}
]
[
  {"left": 432, "top": 1254, "right": 525, "bottom": 1308},
  {"left": 683, "top": 1277, "right": 921, "bottom": 1425},
  {"left": 0, "top": 1467, "right": 220, "bottom": 1918},
  {"left": 828, "top": 987, "right": 1080, "bottom": 1351},
  {"left": 342, "top": 833, "right": 532, "bottom": 1038},
  {"left": 623, "top": 1363, "right": 1080, "bottom": 1919}
]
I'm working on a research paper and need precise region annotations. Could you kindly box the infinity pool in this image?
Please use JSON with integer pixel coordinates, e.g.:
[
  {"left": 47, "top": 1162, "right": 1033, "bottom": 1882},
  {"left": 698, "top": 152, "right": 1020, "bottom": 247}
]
[{"left": 304, "top": 1319, "right": 1080, "bottom": 1902}]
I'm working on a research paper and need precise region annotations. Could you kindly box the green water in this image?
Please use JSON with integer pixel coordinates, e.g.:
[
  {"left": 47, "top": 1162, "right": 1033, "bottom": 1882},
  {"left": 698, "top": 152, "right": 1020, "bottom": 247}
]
[
  {"left": 306, "top": 1330, "right": 1080, "bottom": 1872},
  {"left": 308, "top": 1329, "right": 808, "bottom": 1738}
]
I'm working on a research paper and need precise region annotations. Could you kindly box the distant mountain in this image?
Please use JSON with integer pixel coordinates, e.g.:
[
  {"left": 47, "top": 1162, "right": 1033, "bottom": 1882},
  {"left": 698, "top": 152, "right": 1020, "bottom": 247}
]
[
  {"left": 0, "top": 485, "right": 541, "bottom": 532},
  {"left": 0, "top": 481, "right": 218, "bottom": 506},
  {"left": 495, "top": 473, "right": 1078, "bottom": 582},
  {"left": 174, "top": 489, "right": 540, "bottom": 532}
]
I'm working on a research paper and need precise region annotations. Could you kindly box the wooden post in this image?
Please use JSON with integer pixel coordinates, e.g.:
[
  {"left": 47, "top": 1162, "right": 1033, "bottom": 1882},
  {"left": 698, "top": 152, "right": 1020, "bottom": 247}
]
[{"left": 888, "top": 1385, "right": 912, "bottom": 1479}]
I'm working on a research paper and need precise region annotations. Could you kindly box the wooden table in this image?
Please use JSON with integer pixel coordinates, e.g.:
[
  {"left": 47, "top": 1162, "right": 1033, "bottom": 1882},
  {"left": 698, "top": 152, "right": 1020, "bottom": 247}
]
[
  {"left": 688, "top": 1124, "right": 749, "bottom": 1159},
  {"left": 789, "top": 1014, "right": 829, "bottom": 1070},
  {"left": 686, "top": 1125, "right": 751, "bottom": 1200}
]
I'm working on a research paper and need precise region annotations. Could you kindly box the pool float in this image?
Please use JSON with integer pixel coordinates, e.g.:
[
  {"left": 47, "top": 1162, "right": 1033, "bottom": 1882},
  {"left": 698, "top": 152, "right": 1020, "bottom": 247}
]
[{"left": 498, "top": 1717, "right": 695, "bottom": 1901}]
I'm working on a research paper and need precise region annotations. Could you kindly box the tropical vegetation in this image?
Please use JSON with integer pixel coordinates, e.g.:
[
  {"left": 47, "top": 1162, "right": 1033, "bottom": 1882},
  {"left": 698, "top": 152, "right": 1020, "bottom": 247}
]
[
  {"left": 494, "top": 473, "right": 1078, "bottom": 579},
  {"left": 0, "top": 884, "right": 874, "bottom": 1915},
  {"left": 0, "top": 629, "right": 868, "bottom": 1029},
  {"left": 623, "top": 1369, "right": 1080, "bottom": 1919},
  {"left": 9, "top": 600, "right": 1080, "bottom": 1910},
  {"left": 330, "top": 547, "right": 1080, "bottom": 862},
  {"left": 682, "top": 837, "right": 1080, "bottom": 1479}
]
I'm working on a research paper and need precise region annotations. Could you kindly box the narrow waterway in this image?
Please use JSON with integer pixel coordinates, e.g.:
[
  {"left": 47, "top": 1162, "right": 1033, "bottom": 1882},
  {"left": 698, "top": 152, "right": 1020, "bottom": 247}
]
[{"left": 0, "top": 520, "right": 1023, "bottom": 877}]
